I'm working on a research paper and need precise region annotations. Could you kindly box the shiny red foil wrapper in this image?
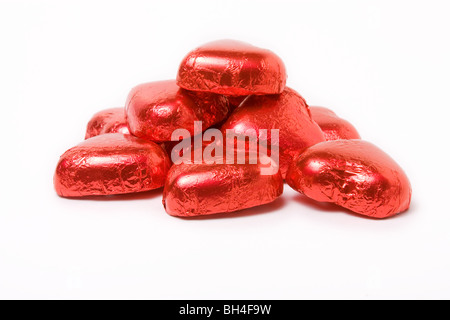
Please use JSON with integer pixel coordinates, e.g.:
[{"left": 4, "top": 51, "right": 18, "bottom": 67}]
[
  {"left": 125, "top": 80, "right": 229, "bottom": 142},
  {"left": 163, "top": 157, "right": 283, "bottom": 217},
  {"left": 177, "top": 40, "right": 287, "bottom": 95},
  {"left": 286, "top": 140, "right": 411, "bottom": 218},
  {"left": 54, "top": 133, "right": 171, "bottom": 197},
  {"left": 310, "top": 106, "right": 361, "bottom": 141},
  {"left": 85, "top": 107, "right": 129, "bottom": 139},
  {"left": 220, "top": 87, "right": 325, "bottom": 177}
]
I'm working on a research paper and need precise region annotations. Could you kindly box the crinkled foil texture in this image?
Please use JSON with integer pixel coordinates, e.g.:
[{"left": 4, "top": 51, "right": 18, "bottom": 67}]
[
  {"left": 177, "top": 40, "right": 286, "bottom": 95},
  {"left": 163, "top": 162, "right": 283, "bottom": 217},
  {"left": 125, "top": 80, "right": 229, "bottom": 142},
  {"left": 285, "top": 140, "right": 412, "bottom": 218},
  {"left": 54, "top": 133, "right": 171, "bottom": 197},
  {"left": 309, "top": 106, "right": 361, "bottom": 141},
  {"left": 220, "top": 87, "right": 325, "bottom": 177},
  {"left": 85, "top": 108, "right": 129, "bottom": 139}
]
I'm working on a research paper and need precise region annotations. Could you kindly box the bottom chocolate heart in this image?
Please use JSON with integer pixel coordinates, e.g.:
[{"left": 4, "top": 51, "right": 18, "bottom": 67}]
[
  {"left": 163, "top": 158, "right": 283, "bottom": 217},
  {"left": 54, "top": 133, "right": 171, "bottom": 197},
  {"left": 286, "top": 140, "right": 411, "bottom": 218}
]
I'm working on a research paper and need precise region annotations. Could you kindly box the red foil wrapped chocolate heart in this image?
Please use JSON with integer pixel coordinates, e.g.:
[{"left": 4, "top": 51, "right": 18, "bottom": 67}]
[
  {"left": 163, "top": 157, "right": 283, "bottom": 217},
  {"left": 286, "top": 140, "right": 411, "bottom": 218},
  {"left": 125, "top": 80, "right": 229, "bottom": 142},
  {"left": 310, "top": 106, "right": 360, "bottom": 141},
  {"left": 54, "top": 133, "right": 171, "bottom": 197},
  {"left": 220, "top": 87, "right": 325, "bottom": 177},
  {"left": 85, "top": 107, "right": 129, "bottom": 139},
  {"left": 177, "top": 40, "right": 286, "bottom": 95}
]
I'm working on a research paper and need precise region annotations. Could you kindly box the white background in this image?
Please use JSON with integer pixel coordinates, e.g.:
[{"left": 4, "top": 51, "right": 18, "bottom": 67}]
[{"left": 0, "top": 0, "right": 449, "bottom": 299}]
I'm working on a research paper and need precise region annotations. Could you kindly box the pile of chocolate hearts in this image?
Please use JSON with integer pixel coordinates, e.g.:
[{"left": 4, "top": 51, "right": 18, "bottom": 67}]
[{"left": 54, "top": 40, "right": 411, "bottom": 219}]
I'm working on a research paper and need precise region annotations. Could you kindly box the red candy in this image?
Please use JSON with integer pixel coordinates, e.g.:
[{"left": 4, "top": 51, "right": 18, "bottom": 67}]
[
  {"left": 163, "top": 157, "right": 283, "bottom": 217},
  {"left": 309, "top": 106, "right": 360, "bottom": 141},
  {"left": 54, "top": 133, "right": 171, "bottom": 197},
  {"left": 286, "top": 140, "right": 411, "bottom": 218},
  {"left": 125, "top": 80, "right": 229, "bottom": 142},
  {"left": 54, "top": 39, "right": 412, "bottom": 220},
  {"left": 220, "top": 87, "right": 325, "bottom": 177},
  {"left": 85, "top": 107, "right": 129, "bottom": 139},
  {"left": 177, "top": 40, "right": 286, "bottom": 95}
]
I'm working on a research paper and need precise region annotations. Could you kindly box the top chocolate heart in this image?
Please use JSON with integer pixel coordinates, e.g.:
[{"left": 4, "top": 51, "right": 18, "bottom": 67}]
[{"left": 176, "top": 40, "right": 287, "bottom": 95}]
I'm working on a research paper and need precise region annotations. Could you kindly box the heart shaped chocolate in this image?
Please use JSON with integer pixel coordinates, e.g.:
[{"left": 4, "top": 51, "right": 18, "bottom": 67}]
[
  {"left": 85, "top": 107, "right": 129, "bottom": 139},
  {"left": 286, "top": 140, "right": 411, "bottom": 218},
  {"left": 54, "top": 133, "right": 171, "bottom": 197},
  {"left": 310, "top": 106, "right": 360, "bottom": 141},
  {"left": 163, "top": 157, "right": 283, "bottom": 217},
  {"left": 220, "top": 87, "right": 325, "bottom": 177},
  {"left": 177, "top": 40, "right": 286, "bottom": 95},
  {"left": 125, "top": 80, "right": 229, "bottom": 142}
]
